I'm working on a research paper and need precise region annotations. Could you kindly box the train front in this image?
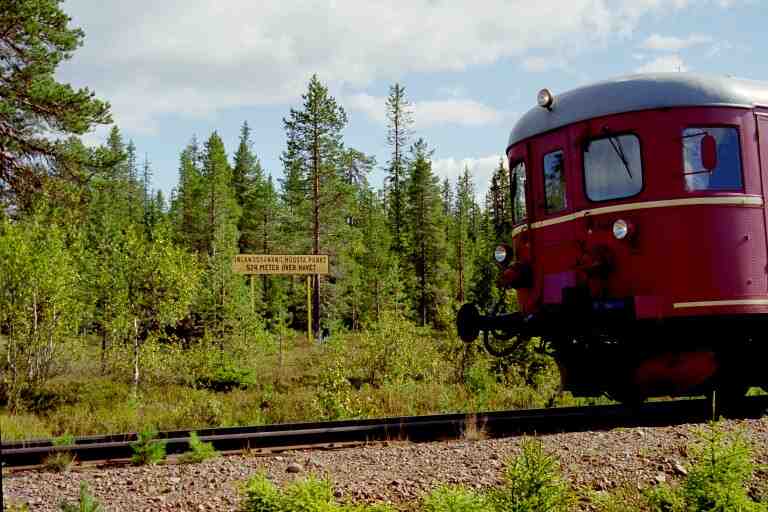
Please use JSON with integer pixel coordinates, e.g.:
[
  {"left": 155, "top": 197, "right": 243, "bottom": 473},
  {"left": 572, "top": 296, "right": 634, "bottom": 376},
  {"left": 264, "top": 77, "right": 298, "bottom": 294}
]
[{"left": 457, "top": 73, "right": 768, "bottom": 402}]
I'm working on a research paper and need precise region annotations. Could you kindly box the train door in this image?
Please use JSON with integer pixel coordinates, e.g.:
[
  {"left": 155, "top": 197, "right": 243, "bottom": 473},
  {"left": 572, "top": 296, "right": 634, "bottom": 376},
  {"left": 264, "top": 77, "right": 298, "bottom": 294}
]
[
  {"left": 756, "top": 112, "right": 768, "bottom": 292},
  {"left": 529, "top": 130, "right": 578, "bottom": 306},
  {"left": 507, "top": 143, "right": 536, "bottom": 311}
]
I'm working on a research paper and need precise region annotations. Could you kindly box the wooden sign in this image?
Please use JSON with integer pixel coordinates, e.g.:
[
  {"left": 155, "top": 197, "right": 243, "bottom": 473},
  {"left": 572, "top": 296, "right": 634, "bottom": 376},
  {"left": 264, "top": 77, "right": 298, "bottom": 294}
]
[{"left": 232, "top": 254, "right": 329, "bottom": 275}]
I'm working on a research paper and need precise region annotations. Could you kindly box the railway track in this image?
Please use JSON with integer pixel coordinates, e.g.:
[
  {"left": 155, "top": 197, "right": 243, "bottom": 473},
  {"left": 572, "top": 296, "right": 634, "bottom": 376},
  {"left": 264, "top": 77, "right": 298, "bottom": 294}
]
[{"left": 3, "top": 396, "right": 768, "bottom": 468}]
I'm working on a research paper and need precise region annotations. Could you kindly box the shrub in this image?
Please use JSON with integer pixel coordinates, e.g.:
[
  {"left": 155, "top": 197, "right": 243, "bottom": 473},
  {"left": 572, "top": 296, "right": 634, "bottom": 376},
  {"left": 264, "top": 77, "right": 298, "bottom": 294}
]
[
  {"left": 59, "top": 482, "right": 103, "bottom": 512},
  {"left": 195, "top": 363, "right": 257, "bottom": 392},
  {"left": 241, "top": 473, "right": 393, "bottom": 512},
  {"left": 179, "top": 432, "right": 219, "bottom": 463},
  {"left": 130, "top": 426, "right": 166, "bottom": 465},
  {"left": 645, "top": 422, "right": 767, "bottom": 512},
  {"left": 242, "top": 473, "right": 283, "bottom": 512},
  {"left": 422, "top": 485, "right": 492, "bottom": 512},
  {"left": 488, "top": 437, "right": 571, "bottom": 512},
  {"left": 44, "top": 433, "right": 76, "bottom": 472}
]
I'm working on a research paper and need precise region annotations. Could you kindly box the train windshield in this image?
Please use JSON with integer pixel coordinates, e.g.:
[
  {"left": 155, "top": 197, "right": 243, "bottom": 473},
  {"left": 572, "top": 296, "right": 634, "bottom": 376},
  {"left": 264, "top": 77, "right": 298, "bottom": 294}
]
[
  {"left": 510, "top": 161, "right": 527, "bottom": 223},
  {"left": 682, "top": 127, "right": 743, "bottom": 191},
  {"left": 584, "top": 134, "right": 643, "bottom": 201}
]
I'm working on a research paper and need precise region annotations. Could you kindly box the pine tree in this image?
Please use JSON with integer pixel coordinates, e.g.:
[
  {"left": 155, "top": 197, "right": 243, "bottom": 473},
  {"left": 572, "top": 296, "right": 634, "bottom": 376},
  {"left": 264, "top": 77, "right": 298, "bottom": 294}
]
[
  {"left": 405, "top": 139, "right": 448, "bottom": 326},
  {"left": 282, "top": 74, "right": 347, "bottom": 337},
  {"left": 385, "top": 83, "right": 413, "bottom": 255},
  {"left": 0, "top": 0, "right": 111, "bottom": 203}
]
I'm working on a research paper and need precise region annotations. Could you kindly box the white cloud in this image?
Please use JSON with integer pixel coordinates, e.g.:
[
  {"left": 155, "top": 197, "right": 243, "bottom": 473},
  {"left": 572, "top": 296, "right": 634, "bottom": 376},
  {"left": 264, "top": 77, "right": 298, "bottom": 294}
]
[
  {"left": 414, "top": 99, "right": 504, "bottom": 128},
  {"left": 634, "top": 55, "right": 689, "bottom": 73},
  {"left": 521, "top": 56, "right": 569, "bottom": 72},
  {"left": 346, "top": 93, "right": 387, "bottom": 124},
  {"left": 640, "top": 33, "right": 712, "bottom": 51},
  {"left": 432, "top": 155, "right": 506, "bottom": 199},
  {"left": 347, "top": 94, "right": 504, "bottom": 128},
  {"left": 57, "top": 0, "right": 710, "bottom": 135}
]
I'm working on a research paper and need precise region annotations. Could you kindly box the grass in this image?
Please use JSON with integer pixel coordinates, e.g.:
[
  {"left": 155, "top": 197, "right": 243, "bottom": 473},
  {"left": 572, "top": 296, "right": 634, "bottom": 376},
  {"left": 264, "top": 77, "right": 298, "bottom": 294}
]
[
  {"left": 43, "top": 433, "right": 77, "bottom": 472},
  {"left": 461, "top": 413, "right": 488, "bottom": 441},
  {"left": 0, "top": 317, "right": 572, "bottom": 441}
]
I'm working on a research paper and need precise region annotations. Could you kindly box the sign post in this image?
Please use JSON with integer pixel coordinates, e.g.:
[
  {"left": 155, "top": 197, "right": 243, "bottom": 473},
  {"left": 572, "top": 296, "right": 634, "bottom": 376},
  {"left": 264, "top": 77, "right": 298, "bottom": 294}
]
[
  {"left": 233, "top": 254, "right": 329, "bottom": 342},
  {"left": 306, "top": 275, "right": 312, "bottom": 344}
]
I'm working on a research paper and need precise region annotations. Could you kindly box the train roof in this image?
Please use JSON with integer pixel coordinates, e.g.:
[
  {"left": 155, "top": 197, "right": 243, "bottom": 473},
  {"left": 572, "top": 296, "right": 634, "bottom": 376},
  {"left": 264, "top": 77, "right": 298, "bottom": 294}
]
[{"left": 508, "top": 72, "right": 768, "bottom": 147}]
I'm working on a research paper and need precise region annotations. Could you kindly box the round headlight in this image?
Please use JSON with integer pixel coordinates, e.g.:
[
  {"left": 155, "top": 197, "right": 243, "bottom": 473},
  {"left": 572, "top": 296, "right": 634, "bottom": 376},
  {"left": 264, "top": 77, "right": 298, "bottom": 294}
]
[
  {"left": 613, "top": 219, "right": 629, "bottom": 240},
  {"left": 537, "top": 88, "right": 554, "bottom": 110},
  {"left": 494, "top": 245, "right": 508, "bottom": 263}
]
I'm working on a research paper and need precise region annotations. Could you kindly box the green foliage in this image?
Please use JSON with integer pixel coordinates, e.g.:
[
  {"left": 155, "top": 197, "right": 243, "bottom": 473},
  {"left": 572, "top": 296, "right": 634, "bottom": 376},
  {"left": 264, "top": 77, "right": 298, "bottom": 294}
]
[
  {"left": 405, "top": 139, "right": 451, "bottom": 328},
  {"left": 0, "top": 216, "right": 83, "bottom": 410},
  {"left": 179, "top": 431, "right": 219, "bottom": 464},
  {"left": 44, "top": 432, "right": 76, "bottom": 471},
  {"left": 488, "top": 438, "right": 571, "bottom": 512},
  {"left": 59, "top": 482, "right": 103, "bottom": 512},
  {"left": 53, "top": 433, "right": 75, "bottom": 446},
  {"left": 644, "top": 423, "right": 767, "bottom": 512},
  {"left": 195, "top": 363, "right": 257, "bottom": 392},
  {"left": 0, "top": 0, "right": 111, "bottom": 204},
  {"left": 130, "top": 426, "right": 166, "bottom": 465},
  {"left": 385, "top": 83, "right": 413, "bottom": 256},
  {"left": 241, "top": 473, "right": 393, "bottom": 512},
  {"left": 422, "top": 485, "right": 492, "bottom": 512}
]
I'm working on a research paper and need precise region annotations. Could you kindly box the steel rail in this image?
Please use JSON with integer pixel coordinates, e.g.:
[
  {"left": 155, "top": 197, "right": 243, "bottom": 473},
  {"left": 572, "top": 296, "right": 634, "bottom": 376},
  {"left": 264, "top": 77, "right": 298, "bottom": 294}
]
[{"left": 2, "top": 397, "right": 767, "bottom": 468}]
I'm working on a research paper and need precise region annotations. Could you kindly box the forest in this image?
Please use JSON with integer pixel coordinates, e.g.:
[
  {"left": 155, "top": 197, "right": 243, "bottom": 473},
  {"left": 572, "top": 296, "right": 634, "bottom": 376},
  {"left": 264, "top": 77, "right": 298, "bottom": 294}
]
[{"left": 0, "top": 0, "right": 573, "bottom": 440}]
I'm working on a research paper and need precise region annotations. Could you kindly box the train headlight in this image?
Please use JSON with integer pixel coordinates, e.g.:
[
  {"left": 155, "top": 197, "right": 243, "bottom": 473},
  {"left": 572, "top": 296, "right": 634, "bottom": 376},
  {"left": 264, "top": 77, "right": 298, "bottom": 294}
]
[
  {"left": 537, "top": 88, "right": 554, "bottom": 110},
  {"left": 612, "top": 219, "right": 629, "bottom": 240},
  {"left": 494, "top": 245, "right": 508, "bottom": 264}
]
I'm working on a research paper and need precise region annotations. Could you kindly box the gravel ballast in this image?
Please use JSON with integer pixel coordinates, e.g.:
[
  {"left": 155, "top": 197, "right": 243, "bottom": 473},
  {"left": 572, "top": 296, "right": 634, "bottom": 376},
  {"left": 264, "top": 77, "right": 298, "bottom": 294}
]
[{"left": 4, "top": 417, "right": 767, "bottom": 511}]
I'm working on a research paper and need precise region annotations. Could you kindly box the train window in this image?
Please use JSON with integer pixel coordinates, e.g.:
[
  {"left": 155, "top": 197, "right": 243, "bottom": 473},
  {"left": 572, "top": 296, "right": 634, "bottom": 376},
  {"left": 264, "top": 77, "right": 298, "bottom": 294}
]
[
  {"left": 682, "top": 127, "right": 743, "bottom": 191},
  {"left": 584, "top": 134, "right": 643, "bottom": 202},
  {"left": 543, "top": 150, "right": 567, "bottom": 213},
  {"left": 510, "top": 161, "right": 527, "bottom": 224}
]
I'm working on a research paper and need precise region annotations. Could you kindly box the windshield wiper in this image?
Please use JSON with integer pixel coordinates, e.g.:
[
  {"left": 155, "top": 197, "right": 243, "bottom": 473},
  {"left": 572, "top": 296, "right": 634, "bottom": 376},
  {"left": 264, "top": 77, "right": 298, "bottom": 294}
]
[{"left": 602, "top": 127, "right": 632, "bottom": 179}]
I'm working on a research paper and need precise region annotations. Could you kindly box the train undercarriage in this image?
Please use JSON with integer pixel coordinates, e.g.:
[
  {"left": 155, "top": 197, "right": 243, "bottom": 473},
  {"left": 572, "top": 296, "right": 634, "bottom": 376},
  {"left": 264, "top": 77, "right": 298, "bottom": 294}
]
[{"left": 457, "top": 297, "right": 768, "bottom": 408}]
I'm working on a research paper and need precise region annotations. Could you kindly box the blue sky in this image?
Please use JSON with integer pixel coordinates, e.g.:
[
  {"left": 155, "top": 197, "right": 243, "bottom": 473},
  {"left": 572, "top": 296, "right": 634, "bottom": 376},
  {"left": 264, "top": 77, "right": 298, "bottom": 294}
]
[{"left": 57, "top": 0, "right": 767, "bottom": 199}]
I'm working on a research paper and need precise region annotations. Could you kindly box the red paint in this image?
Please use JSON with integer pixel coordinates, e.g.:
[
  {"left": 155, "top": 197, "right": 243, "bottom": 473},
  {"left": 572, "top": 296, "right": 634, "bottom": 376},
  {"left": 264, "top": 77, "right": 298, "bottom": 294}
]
[
  {"left": 507, "top": 106, "right": 768, "bottom": 320},
  {"left": 633, "top": 351, "right": 718, "bottom": 395}
]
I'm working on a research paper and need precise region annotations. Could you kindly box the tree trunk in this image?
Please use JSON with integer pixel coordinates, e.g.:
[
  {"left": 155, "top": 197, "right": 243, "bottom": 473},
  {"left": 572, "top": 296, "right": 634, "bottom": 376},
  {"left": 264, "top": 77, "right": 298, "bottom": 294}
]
[
  {"left": 312, "top": 125, "right": 321, "bottom": 338},
  {"left": 132, "top": 317, "right": 140, "bottom": 394}
]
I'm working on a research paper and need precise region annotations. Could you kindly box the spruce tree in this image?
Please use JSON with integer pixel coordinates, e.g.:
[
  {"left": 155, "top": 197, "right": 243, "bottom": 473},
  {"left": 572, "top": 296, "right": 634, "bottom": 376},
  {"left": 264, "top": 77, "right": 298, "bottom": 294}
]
[
  {"left": 405, "top": 139, "right": 448, "bottom": 327},
  {"left": 454, "top": 166, "right": 476, "bottom": 303},
  {"left": 489, "top": 158, "right": 511, "bottom": 238},
  {"left": 384, "top": 83, "right": 412, "bottom": 255},
  {"left": 142, "top": 155, "right": 153, "bottom": 234}
]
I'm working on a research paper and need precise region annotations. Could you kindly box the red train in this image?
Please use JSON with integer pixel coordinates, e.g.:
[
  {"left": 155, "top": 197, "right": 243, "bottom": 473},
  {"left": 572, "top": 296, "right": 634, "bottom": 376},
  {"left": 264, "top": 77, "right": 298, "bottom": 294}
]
[{"left": 458, "top": 73, "right": 768, "bottom": 404}]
